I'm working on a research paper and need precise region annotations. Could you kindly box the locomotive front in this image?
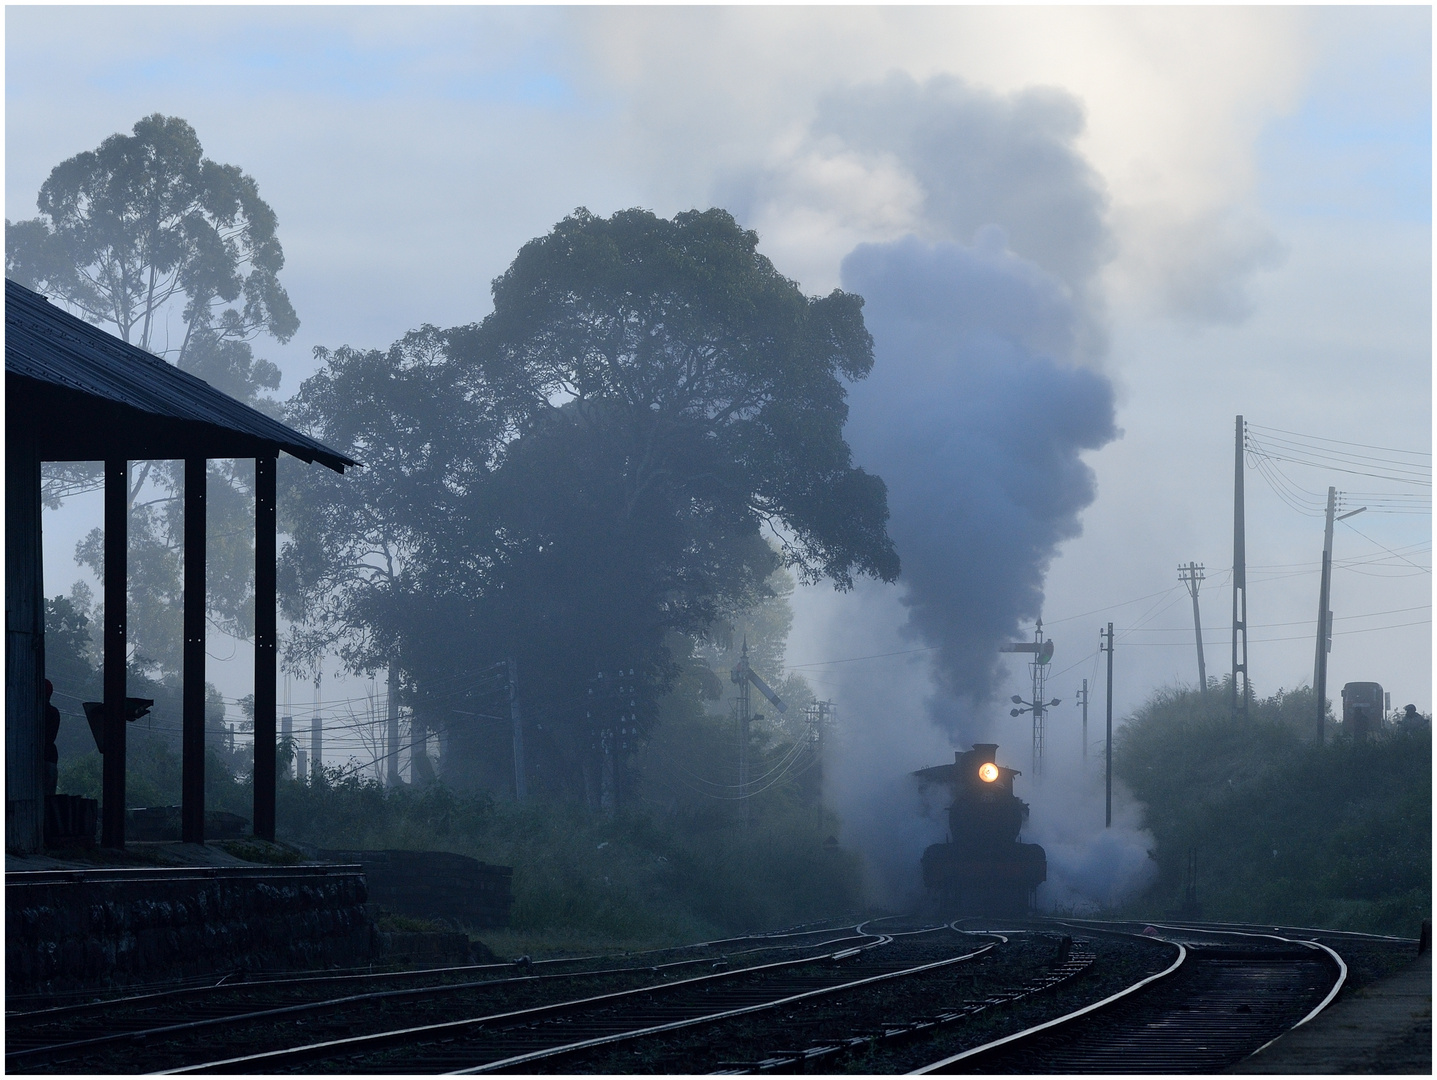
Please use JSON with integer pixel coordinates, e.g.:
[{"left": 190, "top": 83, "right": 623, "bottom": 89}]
[{"left": 914, "top": 743, "right": 1046, "bottom": 916}]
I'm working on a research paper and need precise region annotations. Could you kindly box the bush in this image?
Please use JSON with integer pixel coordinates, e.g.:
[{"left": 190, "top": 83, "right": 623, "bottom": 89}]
[
  {"left": 266, "top": 767, "right": 861, "bottom": 942},
  {"left": 1115, "top": 683, "right": 1431, "bottom": 936}
]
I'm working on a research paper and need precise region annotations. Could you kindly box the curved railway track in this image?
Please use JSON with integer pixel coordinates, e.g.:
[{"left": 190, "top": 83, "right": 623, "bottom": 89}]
[
  {"left": 169, "top": 920, "right": 980, "bottom": 1073},
  {"left": 5, "top": 921, "right": 867, "bottom": 1073},
  {"left": 10, "top": 915, "right": 1409, "bottom": 1074},
  {"left": 914, "top": 921, "right": 1347, "bottom": 1074}
]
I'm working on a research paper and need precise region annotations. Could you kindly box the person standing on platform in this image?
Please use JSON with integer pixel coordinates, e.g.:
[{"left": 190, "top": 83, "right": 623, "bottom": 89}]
[{"left": 44, "top": 679, "right": 61, "bottom": 797}]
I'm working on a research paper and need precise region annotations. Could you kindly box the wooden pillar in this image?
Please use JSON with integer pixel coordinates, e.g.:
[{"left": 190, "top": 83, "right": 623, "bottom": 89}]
[
  {"left": 182, "top": 457, "right": 206, "bottom": 845},
  {"left": 5, "top": 434, "right": 45, "bottom": 853},
  {"left": 253, "top": 453, "right": 277, "bottom": 840},
  {"left": 101, "top": 459, "right": 128, "bottom": 848}
]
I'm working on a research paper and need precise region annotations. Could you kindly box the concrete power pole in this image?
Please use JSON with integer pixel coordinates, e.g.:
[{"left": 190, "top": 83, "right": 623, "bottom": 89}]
[
  {"left": 731, "top": 640, "right": 787, "bottom": 825},
  {"left": 311, "top": 669, "right": 322, "bottom": 779},
  {"left": 1076, "top": 679, "right": 1089, "bottom": 761},
  {"left": 1231, "top": 416, "right": 1250, "bottom": 721},
  {"left": 1179, "top": 562, "right": 1208, "bottom": 697},
  {"left": 1101, "top": 623, "right": 1114, "bottom": 828},
  {"left": 508, "top": 658, "right": 526, "bottom": 800},
  {"left": 1314, "top": 490, "right": 1366, "bottom": 742},
  {"left": 386, "top": 665, "right": 401, "bottom": 787},
  {"left": 734, "top": 643, "right": 752, "bottom": 825}
]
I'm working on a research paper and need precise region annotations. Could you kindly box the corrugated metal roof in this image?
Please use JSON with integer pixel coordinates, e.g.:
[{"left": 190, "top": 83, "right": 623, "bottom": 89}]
[{"left": 5, "top": 278, "right": 356, "bottom": 472}]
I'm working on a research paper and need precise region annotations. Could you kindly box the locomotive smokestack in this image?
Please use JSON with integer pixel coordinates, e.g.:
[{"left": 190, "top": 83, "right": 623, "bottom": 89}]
[{"left": 973, "top": 743, "right": 998, "bottom": 765}]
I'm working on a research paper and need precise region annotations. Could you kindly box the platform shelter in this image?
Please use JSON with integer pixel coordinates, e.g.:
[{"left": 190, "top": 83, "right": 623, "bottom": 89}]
[{"left": 5, "top": 279, "right": 355, "bottom": 853}]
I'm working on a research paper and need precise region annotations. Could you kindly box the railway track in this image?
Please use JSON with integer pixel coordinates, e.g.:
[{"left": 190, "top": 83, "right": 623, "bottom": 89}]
[
  {"left": 915, "top": 921, "right": 1348, "bottom": 1074},
  {"left": 167, "top": 920, "right": 980, "bottom": 1073},
  {"left": 11, "top": 915, "right": 1408, "bottom": 1074},
  {"left": 5, "top": 921, "right": 867, "bottom": 1074}
]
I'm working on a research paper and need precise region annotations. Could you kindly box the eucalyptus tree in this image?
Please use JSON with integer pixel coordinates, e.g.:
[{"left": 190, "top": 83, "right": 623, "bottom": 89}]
[
  {"left": 7, "top": 112, "right": 296, "bottom": 359},
  {"left": 7, "top": 114, "right": 297, "bottom": 672}
]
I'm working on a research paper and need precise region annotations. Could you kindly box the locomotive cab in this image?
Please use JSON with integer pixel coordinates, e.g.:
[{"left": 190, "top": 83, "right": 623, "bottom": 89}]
[{"left": 914, "top": 744, "right": 1046, "bottom": 916}]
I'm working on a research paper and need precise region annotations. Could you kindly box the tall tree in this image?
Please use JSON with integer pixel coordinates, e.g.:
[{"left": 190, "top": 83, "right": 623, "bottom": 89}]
[
  {"left": 477, "top": 207, "right": 896, "bottom": 590},
  {"left": 7, "top": 115, "right": 297, "bottom": 673},
  {"left": 7, "top": 112, "right": 296, "bottom": 360},
  {"left": 285, "top": 207, "right": 898, "bottom": 799},
  {"left": 279, "top": 326, "right": 504, "bottom": 671}
]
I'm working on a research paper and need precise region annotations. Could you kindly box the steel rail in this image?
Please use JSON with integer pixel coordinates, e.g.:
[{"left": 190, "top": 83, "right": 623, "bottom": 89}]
[
  {"left": 914, "top": 921, "right": 1346, "bottom": 1074},
  {"left": 1051, "top": 915, "right": 1414, "bottom": 945},
  {"left": 1145, "top": 920, "right": 1348, "bottom": 1057},
  {"left": 715, "top": 931, "right": 1113, "bottom": 1074},
  {"left": 1191, "top": 919, "right": 1418, "bottom": 944},
  {"left": 7, "top": 920, "right": 866, "bottom": 1032},
  {"left": 5, "top": 919, "right": 865, "bottom": 1022},
  {"left": 11, "top": 931, "right": 873, "bottom": 1069},
  {"left": 449, "top": 938, "right": 999, "bottom": 1074},
  {"left": 165, "top": 928, "right": 894, "bottom": 1074},
  {"left": 910, "top": 930, "right": 1187, "bottom": 1074}
]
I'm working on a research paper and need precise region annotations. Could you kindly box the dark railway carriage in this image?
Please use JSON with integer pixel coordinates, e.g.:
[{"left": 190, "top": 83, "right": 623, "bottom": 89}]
[{"left": 914, "top": 744, "right": 1045, "bottom": 916}]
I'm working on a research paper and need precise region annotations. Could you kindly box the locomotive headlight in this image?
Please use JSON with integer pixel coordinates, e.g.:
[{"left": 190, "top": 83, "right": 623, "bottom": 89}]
[{"left": 978, "top": 762, "right": 999, "bottom": 783}]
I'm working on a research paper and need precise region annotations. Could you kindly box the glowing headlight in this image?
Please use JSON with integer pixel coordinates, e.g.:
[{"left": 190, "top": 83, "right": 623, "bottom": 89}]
[{"left": 978, "top": 762, "right": 999, "bottom": 783}]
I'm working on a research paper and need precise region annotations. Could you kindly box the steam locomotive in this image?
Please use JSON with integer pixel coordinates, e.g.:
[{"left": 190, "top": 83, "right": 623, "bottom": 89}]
[{"left": 913, "top": 744, "right": 1046, "bottom": 916}]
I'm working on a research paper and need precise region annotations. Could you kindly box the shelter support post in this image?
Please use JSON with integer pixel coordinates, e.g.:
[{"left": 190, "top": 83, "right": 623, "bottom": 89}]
[
  {"left": 102, "top": 459, "right": 128, "bottom": 848},
  {"left": 182, "top": 457, "right": 206, "bottom": 845},
  {"left": 253, "top": 454, "right": 278, "bottom": 840},
  {"left": 5, "top": 434, "right": 45, "bottom": 853}
]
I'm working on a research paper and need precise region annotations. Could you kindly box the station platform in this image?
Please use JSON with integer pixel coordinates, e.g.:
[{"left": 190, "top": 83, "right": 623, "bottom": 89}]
[
  {"left": 6, "top": 843, "right": 375, "bottom": 997},
  {"left": 1238, "top": 947, "right": 1431, "bottom": 1074}
]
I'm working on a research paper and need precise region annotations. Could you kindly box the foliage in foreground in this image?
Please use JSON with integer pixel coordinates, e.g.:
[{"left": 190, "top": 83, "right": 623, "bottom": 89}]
[{"left": 1114, "top": 683, "right": 1430, "bottom": 936}]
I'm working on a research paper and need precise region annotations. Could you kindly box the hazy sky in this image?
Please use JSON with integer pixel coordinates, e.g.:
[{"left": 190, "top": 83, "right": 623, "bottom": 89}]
[{"left": 8, "top": 7, "right": 1431, "bottom": 795}]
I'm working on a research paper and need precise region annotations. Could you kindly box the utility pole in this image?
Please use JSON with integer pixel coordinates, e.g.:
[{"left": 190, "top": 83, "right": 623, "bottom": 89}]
[
  {"left": 1101, "top": 623, "right": 1114, "bottom": 828},
  {"left": 731, "top": 640, "right": 787, "bottom": 825},
  {"left": 281, "top": 715, "right": 292, "bottom": 779},
  {"left": 508, "top": 658, "right": 526, "bottom": 800},
  {"left": 1232, "top": 416, "right": 1250, "bottom": 721},
  {"left": 311, "top": 669, "right": 323, "bottom": 779},
  {"left": 386, "top": 665, "right": 401, "bottom": 787},
  {"left": 1179, "top": 562, "right": 1208, "bottom": 697},
  {"left": 1314, "top": 491, "right": 1366, "bottom": 742},
  {"left": 1076, "top": 679, "right": 1089, "bottom": 761}
]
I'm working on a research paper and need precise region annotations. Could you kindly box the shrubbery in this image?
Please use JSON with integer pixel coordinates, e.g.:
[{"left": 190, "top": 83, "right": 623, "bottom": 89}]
[
  {"left": 1114, "top": 682, "right": 1430, "bottom": 935},
  {"left": 269, "top": 768, "right": 861, "bottom": 943}
]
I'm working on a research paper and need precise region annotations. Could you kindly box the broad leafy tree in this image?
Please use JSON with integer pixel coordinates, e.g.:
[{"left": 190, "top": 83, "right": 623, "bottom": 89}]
[
  {"left": 279, "top": 326, "right": 504, "bottom": 671},
  {"left": 8, "top": 115, "right": 296, "bottom": 674},
  {"left": 286, "top": 207, "right": 899, "bottom": 799}
]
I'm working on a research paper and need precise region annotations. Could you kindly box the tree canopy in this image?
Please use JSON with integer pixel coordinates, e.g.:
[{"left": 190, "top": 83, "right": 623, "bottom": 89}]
[
  {"left": 477, "top": 207, "right": 897, "bottom": 589},
  {"left": 8, "top": 114, "right": 297, "bottom": 676},
  {"left": 7, "top": 112, "right": 296, "bottom": 361},
  {"left": 283, "top": 207, "right": 898, "bottom": 800}
]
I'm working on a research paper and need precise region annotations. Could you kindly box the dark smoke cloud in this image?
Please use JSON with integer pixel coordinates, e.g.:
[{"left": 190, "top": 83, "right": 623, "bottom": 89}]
[
  {"left": 787, "top": 73, "right": 1133, "bottom": 904},
  {"left": 840, "top": 230, "right": 1118, "bottom": 735}
]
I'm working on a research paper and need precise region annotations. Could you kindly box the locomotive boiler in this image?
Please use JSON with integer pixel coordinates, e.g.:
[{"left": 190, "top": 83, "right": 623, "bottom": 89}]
[{"left": 914, "top": 744, "right": 1045, "bottom": 916}]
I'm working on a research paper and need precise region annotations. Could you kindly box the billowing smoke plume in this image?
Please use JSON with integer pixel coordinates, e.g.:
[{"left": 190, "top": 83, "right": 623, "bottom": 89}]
[
  {"left": 1023, "top": 756, "right": 1159, "bottom": 913},
  {"left": 778, "top": 74, "right": 1151, "bottom": 908},
  {"left": 841, "top": 231, "right": 1117, "bottom": 722}
]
